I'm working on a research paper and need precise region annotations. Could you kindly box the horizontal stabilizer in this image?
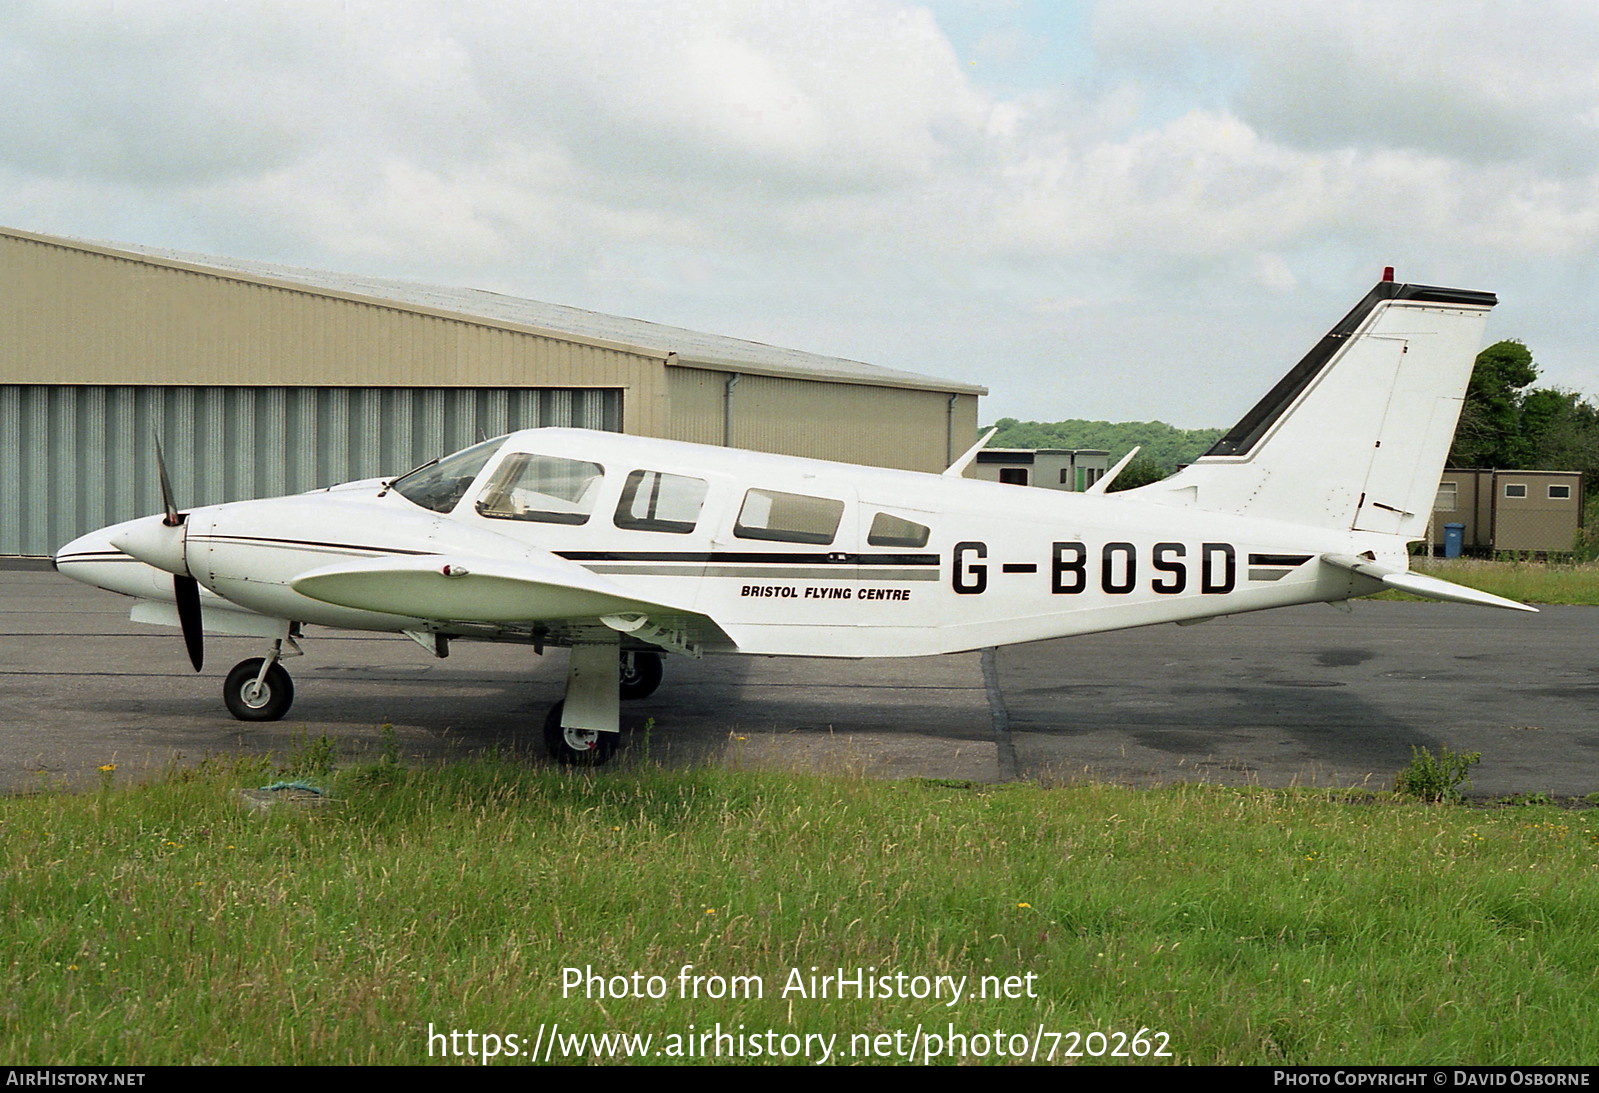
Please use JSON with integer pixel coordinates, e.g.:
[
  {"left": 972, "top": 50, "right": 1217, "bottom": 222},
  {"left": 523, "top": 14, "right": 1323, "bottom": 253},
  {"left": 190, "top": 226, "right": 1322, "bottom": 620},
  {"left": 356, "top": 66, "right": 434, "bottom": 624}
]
[
  {"left": 292, "top": 553, "right": 701, "bottom": 624},
  {"left": 1320, "top": 554, "right": 1536, "bottom": 613}
]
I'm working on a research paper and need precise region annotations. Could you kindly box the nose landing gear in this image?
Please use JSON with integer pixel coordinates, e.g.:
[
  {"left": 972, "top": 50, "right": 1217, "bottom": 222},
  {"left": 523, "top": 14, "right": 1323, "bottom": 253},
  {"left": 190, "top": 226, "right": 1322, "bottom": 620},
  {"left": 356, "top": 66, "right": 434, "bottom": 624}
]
[
  {"left": 223, "top": 633, "right": 302, "bottom": 722},
  {"left": 224, "top": 657, "right": 294, "bottom": 721}
]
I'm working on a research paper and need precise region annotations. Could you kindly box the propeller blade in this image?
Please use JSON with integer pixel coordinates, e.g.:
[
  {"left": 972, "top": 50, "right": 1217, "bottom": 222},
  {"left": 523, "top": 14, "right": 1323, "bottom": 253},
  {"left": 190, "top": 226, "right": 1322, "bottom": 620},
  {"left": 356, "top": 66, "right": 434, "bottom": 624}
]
[
  {"left": 154, "top": 436, "right": 182, "bottom": 527},
  {"left": 174, "top": 574, "right": 204, "bottom": 672}
]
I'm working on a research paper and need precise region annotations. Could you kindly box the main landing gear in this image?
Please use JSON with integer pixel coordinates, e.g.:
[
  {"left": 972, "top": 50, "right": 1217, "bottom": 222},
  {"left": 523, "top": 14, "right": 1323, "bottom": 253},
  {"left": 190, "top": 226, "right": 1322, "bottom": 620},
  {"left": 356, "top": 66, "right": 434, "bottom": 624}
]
[
  {"left": 222, "top": 634, "right": 301, "bottom": 722},
  {"left": 543, "top": 645, "right": 667, "bottom": 767},
  {"left": 618, "top": 650, "right": 663, "bottom": 700},
  {"left": 542, "top": 700, "right": 618, "bottom": 766}
]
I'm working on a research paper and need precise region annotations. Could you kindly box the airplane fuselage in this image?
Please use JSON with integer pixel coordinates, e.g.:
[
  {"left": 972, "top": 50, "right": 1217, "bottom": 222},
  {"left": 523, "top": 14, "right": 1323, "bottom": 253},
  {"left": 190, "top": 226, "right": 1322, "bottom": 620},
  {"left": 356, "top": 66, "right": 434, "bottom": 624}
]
[{"left": 59, "top": 428, "right": 1392, "bottom": 659}]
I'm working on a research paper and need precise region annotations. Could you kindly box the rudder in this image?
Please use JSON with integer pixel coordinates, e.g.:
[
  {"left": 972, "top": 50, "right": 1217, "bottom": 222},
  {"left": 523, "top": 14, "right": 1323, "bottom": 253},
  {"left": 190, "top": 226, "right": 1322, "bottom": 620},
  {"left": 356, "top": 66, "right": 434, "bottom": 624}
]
[{"left": 1130, "top": 280, "right": 1496, "bottom": 537}]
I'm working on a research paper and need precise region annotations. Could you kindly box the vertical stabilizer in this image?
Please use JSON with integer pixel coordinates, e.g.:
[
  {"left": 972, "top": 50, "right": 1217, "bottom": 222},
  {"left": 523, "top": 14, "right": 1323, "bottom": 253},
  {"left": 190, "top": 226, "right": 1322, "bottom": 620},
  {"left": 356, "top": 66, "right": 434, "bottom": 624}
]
[{"left": 1128, "top": 282, "right": 1496, "bottom": 537}]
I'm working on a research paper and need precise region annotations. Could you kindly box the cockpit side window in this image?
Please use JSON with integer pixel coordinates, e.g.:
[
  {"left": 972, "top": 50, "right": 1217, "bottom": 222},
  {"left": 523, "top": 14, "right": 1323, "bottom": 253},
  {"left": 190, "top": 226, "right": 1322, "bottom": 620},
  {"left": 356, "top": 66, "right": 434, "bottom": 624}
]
[
  {"left": 390, "top": 435, "right": 507, "bottom": 514},
  {"left": 734, "top": 489, "right": 844, "bottom": 545},
  {"left": 867, "top": 512, "right": 930, "bottom": 548},
  {"left": 476, "top": 453, "right": 605, "bottom": 525},
  {"left": 614, "top": 470, "right": 708, "bottom": 534}
]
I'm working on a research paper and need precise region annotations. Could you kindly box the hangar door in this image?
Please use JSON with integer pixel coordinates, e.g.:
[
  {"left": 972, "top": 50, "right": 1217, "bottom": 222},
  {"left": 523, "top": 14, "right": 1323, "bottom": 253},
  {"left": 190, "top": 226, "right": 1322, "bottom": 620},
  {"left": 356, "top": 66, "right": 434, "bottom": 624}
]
[{"left": 1, "top": 385, "right": 620, "bottom": 556}]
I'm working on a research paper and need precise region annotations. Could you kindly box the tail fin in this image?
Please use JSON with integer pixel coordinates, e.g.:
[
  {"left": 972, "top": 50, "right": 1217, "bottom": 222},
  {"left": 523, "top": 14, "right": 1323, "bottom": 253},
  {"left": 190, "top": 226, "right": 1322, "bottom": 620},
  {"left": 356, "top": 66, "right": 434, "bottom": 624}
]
[{"left": 1131, "top": 281, "right": 1496, "bottom": 537}]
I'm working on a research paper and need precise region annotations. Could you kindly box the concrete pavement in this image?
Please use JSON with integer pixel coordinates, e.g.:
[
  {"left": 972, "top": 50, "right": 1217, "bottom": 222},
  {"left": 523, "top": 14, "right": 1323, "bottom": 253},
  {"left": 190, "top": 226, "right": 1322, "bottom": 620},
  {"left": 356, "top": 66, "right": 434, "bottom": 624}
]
[{"left": 3, "top": 560, "right": 1595, "bottom": 797}]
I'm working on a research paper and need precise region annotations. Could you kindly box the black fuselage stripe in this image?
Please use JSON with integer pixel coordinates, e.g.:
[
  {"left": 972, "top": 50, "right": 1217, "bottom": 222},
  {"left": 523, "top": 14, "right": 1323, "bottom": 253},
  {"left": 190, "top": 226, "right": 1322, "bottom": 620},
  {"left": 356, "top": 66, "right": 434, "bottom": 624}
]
[
  {"left": 556, "top": 550, "right": 939, "bottom": 565},
  {"left": 55, "top": 550, "right": 132, "bottom": 563},
  {"left": 184, "top": 538, "right": 942, "bottom": 572},
  {"left": 191, "top": 534, "right": 437, "bottom": 556}
]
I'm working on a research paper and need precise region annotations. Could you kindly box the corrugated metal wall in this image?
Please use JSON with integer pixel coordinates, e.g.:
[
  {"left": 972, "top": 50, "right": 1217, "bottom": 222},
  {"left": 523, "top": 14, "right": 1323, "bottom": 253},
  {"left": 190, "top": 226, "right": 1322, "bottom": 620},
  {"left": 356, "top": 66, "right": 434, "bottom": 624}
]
[
  {"left": 1, "top": 231, "right": 988, "bottom": 554},
  {"left": 667, "top": 365, "right": 981, "bottom": 469},
  {"left": 0, "top": 385, "right": 618, "bottom": 556},
  {"left": 1, "top": 234, "right": 665, "bottom": 437},
  {"left": 665, "top": 367, "right": 727, "bottom": 447}
]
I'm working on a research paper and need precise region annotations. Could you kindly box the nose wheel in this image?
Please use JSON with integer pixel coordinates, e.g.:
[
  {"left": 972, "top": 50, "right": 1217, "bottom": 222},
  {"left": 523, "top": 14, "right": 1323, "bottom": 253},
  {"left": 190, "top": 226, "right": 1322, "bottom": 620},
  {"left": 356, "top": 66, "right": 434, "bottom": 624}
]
[{"left": 224, "top": 657, "right": 295, "bottom": 722}]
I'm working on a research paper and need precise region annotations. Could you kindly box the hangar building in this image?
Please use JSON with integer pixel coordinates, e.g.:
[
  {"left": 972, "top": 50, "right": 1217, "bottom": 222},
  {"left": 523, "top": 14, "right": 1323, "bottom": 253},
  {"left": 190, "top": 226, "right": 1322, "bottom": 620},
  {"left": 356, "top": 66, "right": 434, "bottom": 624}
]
[{"left": 0, "top": 227, "right": 983, "bottom": 556}]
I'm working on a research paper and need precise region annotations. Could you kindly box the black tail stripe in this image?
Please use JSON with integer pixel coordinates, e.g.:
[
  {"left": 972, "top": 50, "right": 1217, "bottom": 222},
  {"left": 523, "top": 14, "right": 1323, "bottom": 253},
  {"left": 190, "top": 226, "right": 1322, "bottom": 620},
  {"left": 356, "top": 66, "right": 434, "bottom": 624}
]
[
  {"left": 1206, "top": 282, "right": 1497, "bottom": 459},
  {"left": 1247, "top": 553, "right": 1314, "bottom": 567}
]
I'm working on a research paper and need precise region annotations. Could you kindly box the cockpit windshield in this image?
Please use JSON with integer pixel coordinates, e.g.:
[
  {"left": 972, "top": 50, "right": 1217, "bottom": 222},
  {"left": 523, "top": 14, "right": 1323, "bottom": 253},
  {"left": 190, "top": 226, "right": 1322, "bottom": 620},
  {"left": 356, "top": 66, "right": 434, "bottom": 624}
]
[{"left": 390, "top": 435, "right": 507, "bottom": 514}]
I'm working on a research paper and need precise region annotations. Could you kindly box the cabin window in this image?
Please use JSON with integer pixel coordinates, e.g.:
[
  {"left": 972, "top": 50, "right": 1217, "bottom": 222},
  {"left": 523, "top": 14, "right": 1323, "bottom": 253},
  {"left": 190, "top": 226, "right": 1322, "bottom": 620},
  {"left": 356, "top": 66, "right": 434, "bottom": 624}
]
[
  {"left": 390, "top": 435, "right": 507, "bottom": 514},
  {"left": 1549, "top": 484, "right": 1572, "bottom": 500},
  {"left": 476, "top": 453, "right": 605, "bottom": 525},
  {"left": 1504, "top": 483, "right": 1527, "bottom": 499},
  {"left": 614, "top": 470, "right": 708, "bottom": 534},
  {"left": 734, "top": 489, "right": 844, "bottom": 545},
  {"left": 868, "top": 512, "right": 929, "bottom": 549}
]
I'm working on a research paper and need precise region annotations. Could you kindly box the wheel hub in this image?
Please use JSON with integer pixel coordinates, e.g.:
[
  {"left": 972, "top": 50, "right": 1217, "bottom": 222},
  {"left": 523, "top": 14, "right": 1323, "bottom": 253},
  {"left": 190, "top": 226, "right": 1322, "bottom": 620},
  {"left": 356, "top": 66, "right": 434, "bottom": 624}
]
[{"left": 562, "top": 726, "right": 601, "bottom": 751}]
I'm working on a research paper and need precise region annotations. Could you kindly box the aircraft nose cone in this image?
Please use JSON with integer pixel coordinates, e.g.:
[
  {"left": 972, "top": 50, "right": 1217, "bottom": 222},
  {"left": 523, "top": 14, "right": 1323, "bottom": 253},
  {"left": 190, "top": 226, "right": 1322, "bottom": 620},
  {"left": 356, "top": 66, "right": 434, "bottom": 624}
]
[
  {"left": 109, "top": 514, "right": 190, "bottom": 577},
  {"left": 54, "top": 525, "right": 120, "bottom": 584}
]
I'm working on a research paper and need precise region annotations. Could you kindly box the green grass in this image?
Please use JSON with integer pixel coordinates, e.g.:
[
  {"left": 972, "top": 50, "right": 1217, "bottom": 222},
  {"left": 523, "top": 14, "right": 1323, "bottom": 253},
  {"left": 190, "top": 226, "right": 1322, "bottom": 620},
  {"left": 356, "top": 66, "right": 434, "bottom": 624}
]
[
  {"left": 4, "top": 757, "right": 1598, "bottom": 1065},
  {"left": 1377, "top": 558, "right": 1599, "bottom": 605}
]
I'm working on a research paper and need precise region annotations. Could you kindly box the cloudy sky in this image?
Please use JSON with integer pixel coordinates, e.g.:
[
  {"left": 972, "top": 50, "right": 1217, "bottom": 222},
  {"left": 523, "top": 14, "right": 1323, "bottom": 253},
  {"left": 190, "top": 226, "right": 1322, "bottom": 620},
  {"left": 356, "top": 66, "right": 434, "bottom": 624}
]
[{"left": 6, "top": 0, "right": 1598, "bottom": 428}]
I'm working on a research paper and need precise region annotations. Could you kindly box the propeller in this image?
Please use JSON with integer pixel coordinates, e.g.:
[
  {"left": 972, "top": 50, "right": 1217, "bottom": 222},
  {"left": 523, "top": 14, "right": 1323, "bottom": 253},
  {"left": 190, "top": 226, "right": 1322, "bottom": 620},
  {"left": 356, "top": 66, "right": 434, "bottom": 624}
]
[
  {"left": 174, "top": 573, "right": 205, "bottom": 672},
  {"left": 155, "top": 436, "right": 183, "bottom": 528},
  {"left": 153, "top": 438, "right": 205, "bottom": 672}
]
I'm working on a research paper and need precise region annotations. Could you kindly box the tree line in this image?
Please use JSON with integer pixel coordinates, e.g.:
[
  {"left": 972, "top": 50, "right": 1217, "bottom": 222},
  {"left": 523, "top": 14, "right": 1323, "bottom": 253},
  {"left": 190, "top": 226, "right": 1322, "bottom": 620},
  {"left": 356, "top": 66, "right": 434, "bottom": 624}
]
[
  {"left": 1446, "top": 341, "right": 1599, "bottom": 483},
  {"left": 988, "top": 340, "right": 1599, "bottom": 497},
  {"left": 983, "top": 418, "right": 1222, "bottom": 490}
]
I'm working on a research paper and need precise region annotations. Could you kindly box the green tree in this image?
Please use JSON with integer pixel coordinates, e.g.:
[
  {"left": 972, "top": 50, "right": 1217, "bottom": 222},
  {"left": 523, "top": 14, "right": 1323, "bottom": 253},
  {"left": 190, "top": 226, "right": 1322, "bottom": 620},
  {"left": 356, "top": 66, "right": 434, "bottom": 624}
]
[
  {"left": 1446, "top": 339, "right": 1599, "bottom": 490},
  {"left": 984, "top": 418, "right": 1223, "bottom": 476},
  {"left": 1448, "top": 340, "right": 1537, "bottom": 467},
  {"left": 1520, "top": 388, "right": 1599, "bottom": 475},
  {"left": 1445, "top": 342, "right": 1599, "bottom": 561},
  {"left": 1104, "top": 456, "right": 1170, "bottom": 491}
]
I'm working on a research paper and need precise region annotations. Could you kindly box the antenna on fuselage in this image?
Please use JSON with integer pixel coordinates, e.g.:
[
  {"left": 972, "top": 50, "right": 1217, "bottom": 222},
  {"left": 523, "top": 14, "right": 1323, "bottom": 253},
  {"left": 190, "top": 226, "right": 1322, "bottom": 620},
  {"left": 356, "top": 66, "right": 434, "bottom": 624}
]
[
  {"left": 943, "top": 427, "right": 998, "bottom": 478},
  {"left": 1082, "top": 446, "right": 1143, "bottom": 495}
]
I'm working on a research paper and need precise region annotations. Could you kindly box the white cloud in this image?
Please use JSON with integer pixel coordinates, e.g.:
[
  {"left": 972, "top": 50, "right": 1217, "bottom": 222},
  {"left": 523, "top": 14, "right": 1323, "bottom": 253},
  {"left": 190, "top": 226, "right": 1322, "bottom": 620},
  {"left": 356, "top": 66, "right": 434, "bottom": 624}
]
[
  {"left": 5, "top": 0, "right": 1599, "bottom": 425},
  {"left": 1093, "top": 0, "right": 1599, "bottom": 169}
]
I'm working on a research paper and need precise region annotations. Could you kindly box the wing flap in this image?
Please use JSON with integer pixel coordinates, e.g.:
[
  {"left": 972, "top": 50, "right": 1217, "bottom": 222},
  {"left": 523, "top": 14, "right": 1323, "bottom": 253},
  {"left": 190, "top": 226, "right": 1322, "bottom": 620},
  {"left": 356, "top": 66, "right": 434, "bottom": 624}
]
[
  {"left": 1321, "top": 553, "right": 1537, "bottom": 613},
  {"left": 291, "top": 553, "right": 703, "bottom": 625}
]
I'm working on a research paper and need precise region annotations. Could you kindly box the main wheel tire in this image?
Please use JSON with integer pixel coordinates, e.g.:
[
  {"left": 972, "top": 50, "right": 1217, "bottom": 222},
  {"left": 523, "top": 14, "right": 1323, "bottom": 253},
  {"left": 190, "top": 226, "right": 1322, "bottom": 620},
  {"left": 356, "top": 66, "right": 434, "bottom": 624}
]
[
  {"left": 224, "top": 658, "right": 295, "bottom": 722},
  {"left": 618, "top": 650, "right": 664, "bottom": 700},
  {"left": 543, "top": 701, "right": 619, "bottom": 767}
]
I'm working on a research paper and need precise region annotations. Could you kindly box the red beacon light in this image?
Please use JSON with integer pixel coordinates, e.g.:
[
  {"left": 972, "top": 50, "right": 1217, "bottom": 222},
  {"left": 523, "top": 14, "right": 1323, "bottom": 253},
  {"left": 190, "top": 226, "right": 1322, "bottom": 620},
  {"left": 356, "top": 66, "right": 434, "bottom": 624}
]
[{"left": 1382, "top": 266, "right": 1395, "bottom": 282}]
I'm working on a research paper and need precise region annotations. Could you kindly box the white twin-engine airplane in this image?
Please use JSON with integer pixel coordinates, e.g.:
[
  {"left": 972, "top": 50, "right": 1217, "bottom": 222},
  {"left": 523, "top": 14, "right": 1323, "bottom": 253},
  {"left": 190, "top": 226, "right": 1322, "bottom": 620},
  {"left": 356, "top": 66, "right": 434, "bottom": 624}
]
[{"left": 55, "top": 277, "right": 1533, "bottom": 765}]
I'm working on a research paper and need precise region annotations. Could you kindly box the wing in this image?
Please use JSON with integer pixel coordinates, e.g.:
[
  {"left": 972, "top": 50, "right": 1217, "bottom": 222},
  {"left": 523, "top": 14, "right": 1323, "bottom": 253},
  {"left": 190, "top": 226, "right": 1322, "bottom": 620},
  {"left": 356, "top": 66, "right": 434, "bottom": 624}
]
[{"left": 290, "top": 552, "right": 732, "bottom": 653}]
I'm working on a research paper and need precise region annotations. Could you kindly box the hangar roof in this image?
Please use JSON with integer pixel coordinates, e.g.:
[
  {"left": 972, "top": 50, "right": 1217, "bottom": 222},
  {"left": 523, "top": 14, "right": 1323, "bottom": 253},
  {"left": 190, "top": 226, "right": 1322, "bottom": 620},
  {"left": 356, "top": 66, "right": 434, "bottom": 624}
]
[{"left": 10, "top": 227, "right": 985, "bottom": 396}]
